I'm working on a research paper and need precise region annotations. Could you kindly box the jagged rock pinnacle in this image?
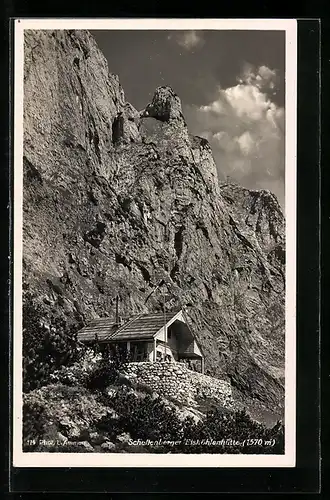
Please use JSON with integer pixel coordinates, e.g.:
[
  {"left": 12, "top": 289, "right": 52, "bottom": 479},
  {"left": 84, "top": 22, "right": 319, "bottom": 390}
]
[{"left": 141, "top": 86, "right": 184, "bottom": 122}]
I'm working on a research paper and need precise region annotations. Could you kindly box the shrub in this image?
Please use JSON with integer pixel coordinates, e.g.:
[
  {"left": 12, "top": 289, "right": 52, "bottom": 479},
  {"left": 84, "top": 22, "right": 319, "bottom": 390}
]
[
  {"left": 183, "top": 408, "right": 284, "bottom": 454},
  {"left": 23, "top": 378, "right": 284, "bottom": 455},
  {"left": 22, "top": 396, "right": 48, "bottom": 451},
  {"left": 96, "top": 387, "right": 185, "bottom": 449},
  {"left": 49, "top": 348, "right": 102, "bottom": 387},
  {"left": 23, "top": 292, "right": 82, "bottom": 392},
  {"left": 96, "top": 389, "right": 284, "bottom": 454},
  {"left": 134, "top": 382, "right": 155, "bottom": 396},
  {"left": 85, "top": 344, "right": 131, "bottom": 392},
  {"left": 22, "top": 383, "right": 111, "bottom": 452}
]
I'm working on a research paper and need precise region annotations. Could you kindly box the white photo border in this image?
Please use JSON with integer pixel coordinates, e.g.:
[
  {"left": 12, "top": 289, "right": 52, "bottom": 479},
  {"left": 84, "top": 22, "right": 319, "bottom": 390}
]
[{"left": 12, "top": 18, "right": 297, "bottom": 468}]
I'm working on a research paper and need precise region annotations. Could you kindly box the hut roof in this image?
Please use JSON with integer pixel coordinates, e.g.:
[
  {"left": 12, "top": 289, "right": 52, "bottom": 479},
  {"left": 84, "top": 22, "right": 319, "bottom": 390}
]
[
  {"left": 77, "top": 308, "right": 181, "bottom": 343},
  {"left": 77, "top": 317, "right": 118, "bottom": 343}
]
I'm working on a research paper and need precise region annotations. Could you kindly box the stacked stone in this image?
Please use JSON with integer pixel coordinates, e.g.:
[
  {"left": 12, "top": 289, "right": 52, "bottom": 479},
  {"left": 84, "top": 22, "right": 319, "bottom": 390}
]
[
  {"left": 190, "top": 371, "right": 233, "bottom": 408},
  {"left": 122, "top": 362, "right": 234, "bottom": 408}
]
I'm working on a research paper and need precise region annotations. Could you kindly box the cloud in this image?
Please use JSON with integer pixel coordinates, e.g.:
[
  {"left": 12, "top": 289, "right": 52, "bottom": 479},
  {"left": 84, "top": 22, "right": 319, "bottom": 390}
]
[
  {"left": 167, "top": 30, "right": 205, "bottom": 51},
  {"left": 184, "top": 64, "right": 285, "bottom": 206},
  {"left": 237, "top": 63, "right": 279, "bottom": 98}
]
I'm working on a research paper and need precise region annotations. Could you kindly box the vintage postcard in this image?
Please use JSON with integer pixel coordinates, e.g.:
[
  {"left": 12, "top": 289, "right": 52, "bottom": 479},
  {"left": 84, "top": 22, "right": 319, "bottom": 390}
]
[{"left": 13, "top": 18, "right": 297, "bottom": 467}]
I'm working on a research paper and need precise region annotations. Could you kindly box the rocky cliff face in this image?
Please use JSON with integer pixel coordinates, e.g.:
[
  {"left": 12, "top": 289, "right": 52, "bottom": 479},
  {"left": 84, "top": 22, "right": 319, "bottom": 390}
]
[{"left": 23, "top": 30, "right": 285, "bottom": 419}]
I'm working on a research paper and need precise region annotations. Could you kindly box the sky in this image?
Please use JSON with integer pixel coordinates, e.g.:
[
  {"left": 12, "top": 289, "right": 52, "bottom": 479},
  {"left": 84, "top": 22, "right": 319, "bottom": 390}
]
[{"left": 91, "top": 30, "right": 285, "bottom": 206}]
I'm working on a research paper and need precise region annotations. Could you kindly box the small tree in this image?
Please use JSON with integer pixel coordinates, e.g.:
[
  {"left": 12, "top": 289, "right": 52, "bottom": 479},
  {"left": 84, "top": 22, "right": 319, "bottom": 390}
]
[
  {"left": 22, "top": 292, "right": 81, "bottom": 392},
  {"left": 86, "top": 343, "right": 132, "bottom": 391}
]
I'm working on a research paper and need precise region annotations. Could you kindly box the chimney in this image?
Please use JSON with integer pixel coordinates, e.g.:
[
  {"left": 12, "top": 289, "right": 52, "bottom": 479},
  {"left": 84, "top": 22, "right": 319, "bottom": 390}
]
[{"left": 115, "top": 295, "right": 119, "bottom": 325}]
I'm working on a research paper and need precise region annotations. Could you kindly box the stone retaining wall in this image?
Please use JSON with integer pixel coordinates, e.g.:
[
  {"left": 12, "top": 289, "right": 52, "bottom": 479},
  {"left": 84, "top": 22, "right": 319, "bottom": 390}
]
[{"left": 122, "top": 362, "right": 233, "bottom": 408}]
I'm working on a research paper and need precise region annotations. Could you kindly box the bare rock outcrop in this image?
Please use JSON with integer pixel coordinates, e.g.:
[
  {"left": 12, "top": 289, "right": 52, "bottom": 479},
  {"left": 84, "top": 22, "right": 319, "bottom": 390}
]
[{"left": 141, "top": 85, "right": 184, "bottom": 122}]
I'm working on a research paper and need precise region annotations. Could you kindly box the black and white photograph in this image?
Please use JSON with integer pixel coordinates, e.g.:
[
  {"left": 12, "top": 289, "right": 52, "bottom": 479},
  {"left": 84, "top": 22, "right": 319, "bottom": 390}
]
[{"left": 13, "top": 19, "right": 297, "bottom": 467}]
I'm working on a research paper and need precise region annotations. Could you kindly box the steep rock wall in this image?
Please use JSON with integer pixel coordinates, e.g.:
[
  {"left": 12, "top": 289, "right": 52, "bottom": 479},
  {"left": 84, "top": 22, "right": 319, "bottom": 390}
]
[{"left": 23, "top": 29, "right": 285, "bottom": 415}]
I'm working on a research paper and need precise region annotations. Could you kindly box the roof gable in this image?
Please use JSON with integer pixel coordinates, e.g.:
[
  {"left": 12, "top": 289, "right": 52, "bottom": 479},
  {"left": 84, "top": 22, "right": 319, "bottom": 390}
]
[
  {"left": 110, "top": 309, "right": 182, "bottom": 341},
  {"left": 181, "top": 308, "right": 204, "bottom": 357},
  {"left": 154, "top": 309, "right": 184, "bottom": 339}
]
